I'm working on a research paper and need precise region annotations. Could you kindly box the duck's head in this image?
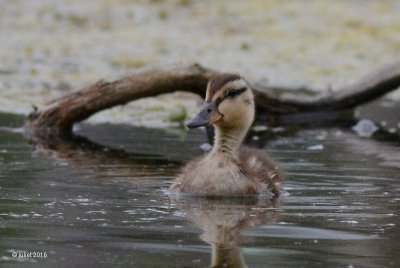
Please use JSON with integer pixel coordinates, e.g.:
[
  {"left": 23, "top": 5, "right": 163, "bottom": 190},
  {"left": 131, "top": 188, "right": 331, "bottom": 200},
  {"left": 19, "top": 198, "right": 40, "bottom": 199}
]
[{"left": 186, "top": 73, "right": 255, "bottom": 130}]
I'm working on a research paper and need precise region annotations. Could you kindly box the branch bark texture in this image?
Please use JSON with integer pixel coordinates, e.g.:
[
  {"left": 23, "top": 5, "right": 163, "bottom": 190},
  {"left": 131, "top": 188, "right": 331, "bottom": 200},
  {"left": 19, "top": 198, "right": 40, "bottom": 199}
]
[{"left": 25, "top": 61, "right": 400, "bottom": 140}]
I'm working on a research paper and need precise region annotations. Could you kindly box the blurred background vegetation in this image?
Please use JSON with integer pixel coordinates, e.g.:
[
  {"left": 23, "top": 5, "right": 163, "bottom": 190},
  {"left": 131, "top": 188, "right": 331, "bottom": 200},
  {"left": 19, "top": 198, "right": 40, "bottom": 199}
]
[{"left": 1, "top": 0, "right": 399, "bottom": 127}]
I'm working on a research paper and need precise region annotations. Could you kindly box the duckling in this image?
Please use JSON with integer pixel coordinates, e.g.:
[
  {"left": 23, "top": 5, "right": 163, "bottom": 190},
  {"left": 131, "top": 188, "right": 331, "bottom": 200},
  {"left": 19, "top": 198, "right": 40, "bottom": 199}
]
[{"left": 170, "top": 73, "right": 283, "bottom": 197}]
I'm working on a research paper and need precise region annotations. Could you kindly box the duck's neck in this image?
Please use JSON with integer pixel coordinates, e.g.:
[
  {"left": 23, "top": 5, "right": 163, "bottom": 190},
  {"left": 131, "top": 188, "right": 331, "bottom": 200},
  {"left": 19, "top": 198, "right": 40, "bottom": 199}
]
[{"left": 210, "top": 126, "right": 248, "bottom": 158}]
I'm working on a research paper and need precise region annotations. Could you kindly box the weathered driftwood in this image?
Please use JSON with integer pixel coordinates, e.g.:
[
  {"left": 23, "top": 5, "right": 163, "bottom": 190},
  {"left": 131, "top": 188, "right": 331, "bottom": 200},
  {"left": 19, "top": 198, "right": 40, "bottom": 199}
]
[
  {"left": 253, "top": 60, "right": 400, "bottom": 114},
  {"left": 26, "top": 63, "right": 214, "bottom": 141},
  {"left": 25, "top": 61, "right": 400, "bottom": 141}
]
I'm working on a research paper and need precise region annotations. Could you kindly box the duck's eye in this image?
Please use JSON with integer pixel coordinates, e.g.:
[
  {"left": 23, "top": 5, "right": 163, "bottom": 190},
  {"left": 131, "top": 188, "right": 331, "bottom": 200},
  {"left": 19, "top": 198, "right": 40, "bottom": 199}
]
[
  {"left": 227, "top": 91, "right": 238, "bottom": 98},
  {"left": 227, "top": 87, "right": 247, "bottom": 98}
]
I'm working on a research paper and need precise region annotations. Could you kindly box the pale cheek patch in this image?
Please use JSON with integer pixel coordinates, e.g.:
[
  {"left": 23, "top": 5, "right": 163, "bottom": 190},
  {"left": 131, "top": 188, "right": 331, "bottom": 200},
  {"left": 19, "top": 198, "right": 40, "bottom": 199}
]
[{"left": 219, "top": 101, "right": 247, "bottom": 123}]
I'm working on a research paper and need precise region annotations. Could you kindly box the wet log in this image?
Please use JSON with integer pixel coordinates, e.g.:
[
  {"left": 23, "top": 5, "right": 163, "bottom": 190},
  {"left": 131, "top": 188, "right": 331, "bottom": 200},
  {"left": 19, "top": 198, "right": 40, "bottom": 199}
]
[
  {"left": 25, "top": 61, "right": 400, "bottom": 141},
  {"left": 25, "top": 63, "right": 215, "bottom": 141},
  {"left": 253, "top": 60, "right": 400, "bottom": 114}
]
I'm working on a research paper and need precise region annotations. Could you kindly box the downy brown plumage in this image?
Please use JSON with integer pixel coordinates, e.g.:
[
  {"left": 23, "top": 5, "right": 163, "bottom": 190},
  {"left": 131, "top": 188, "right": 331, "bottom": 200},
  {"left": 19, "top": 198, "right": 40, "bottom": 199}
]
[{"left": 171, "top": 74, "right": 283, "bottom": 197}]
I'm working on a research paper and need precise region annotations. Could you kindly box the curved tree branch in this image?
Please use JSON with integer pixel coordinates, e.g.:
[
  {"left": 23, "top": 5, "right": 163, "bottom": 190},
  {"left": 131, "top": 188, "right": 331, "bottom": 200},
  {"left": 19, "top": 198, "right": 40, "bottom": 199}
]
[
  {"left": 25, "top": 61, "right": 400, "bottom": 142},
  {"left": 25, "top": 63, "right": 215, "bottom": 140},
  {"left": 252, "top": 60, "right": 400, "bottom": 113}
]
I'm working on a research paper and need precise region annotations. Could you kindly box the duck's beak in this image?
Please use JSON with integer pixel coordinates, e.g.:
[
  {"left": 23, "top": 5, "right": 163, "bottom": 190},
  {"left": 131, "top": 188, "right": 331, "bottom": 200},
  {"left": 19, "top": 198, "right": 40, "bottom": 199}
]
[{"left": 185, "top": 101, "right": 222, "bottom": 129}]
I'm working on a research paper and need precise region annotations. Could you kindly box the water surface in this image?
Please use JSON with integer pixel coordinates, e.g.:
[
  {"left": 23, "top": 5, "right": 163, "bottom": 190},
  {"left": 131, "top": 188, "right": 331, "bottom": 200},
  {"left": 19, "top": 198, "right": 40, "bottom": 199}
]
[{"left": 1, "top": 113, "right": 399, "bottom": 267}]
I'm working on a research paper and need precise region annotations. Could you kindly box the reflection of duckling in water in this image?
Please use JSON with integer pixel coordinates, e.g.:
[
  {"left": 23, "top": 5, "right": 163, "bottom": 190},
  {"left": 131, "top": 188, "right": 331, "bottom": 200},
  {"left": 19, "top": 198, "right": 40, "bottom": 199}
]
[
  {"left": 171, "top": 74, "right": 283, "bottom": 197},
  {"left": 171, "top": 197, "right": 280, "bottom": 268}
]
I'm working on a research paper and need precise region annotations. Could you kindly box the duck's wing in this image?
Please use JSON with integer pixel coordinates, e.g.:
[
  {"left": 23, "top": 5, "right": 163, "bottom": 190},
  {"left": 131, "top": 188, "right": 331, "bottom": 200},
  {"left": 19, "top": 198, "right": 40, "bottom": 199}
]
[
  {"left": 170, "top": 155, "right": 204, "bottom": 191},
  {"left": 239, "top": 146, "right": 284, "bottom": 196}
]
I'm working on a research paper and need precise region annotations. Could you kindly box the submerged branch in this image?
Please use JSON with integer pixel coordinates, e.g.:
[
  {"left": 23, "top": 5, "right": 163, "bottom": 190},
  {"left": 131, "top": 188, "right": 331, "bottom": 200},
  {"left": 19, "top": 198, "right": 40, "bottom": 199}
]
[{"left": 25, "top": 61, "right": 400, "bottom": 142}]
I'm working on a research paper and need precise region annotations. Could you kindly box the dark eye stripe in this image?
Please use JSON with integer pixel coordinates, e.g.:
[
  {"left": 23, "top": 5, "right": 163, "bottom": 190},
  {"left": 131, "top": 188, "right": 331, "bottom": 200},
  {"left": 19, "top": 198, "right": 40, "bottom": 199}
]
[
  {"left": 213, "top": 87, "right": 247, "bottom": 107},
  {"left": 226, "top": 87, "right": 247, "bottom": 98}
]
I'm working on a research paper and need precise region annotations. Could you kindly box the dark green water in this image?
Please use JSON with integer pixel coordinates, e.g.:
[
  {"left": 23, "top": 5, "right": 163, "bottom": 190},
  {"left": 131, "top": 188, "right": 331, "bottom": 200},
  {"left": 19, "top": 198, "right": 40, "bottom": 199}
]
[{"left": 1, "top": 113, "right": 399, "bottom": 267}]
